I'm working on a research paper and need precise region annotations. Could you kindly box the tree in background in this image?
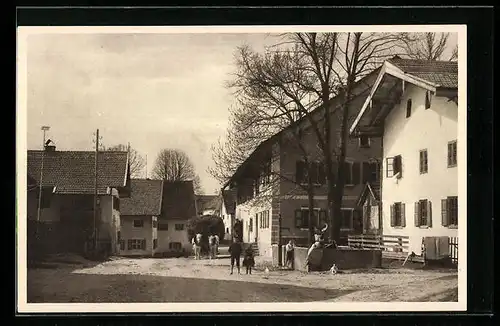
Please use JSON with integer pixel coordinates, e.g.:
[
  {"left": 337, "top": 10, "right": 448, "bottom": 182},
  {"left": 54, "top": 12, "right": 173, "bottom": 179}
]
[
  {"left": 107, "top": 144, "right": 146, "bottom": 178},
  {"left": 152, "top": 148, "right": 203, "bottom": 194},
  {"left": 403, "top": 32, "right": 458, "bottom": 61}
]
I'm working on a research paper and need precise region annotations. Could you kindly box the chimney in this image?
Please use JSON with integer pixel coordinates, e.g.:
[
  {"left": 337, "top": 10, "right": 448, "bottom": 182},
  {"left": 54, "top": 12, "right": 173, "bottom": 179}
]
[{"left": 44, "top": 139, "right": 56, "bottom": 152}]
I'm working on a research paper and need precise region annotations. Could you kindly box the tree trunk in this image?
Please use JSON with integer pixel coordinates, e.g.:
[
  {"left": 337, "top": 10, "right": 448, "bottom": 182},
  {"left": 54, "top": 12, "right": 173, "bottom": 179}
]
[{"left": 307, "top": 168, "right": 315, "bottom": 245}]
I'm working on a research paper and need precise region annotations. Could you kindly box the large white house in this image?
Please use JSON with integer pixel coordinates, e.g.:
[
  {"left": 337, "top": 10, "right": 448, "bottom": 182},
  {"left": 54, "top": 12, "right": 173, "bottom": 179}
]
[{"left": 350, "top": 57, "right": 459, "bottom": 254}]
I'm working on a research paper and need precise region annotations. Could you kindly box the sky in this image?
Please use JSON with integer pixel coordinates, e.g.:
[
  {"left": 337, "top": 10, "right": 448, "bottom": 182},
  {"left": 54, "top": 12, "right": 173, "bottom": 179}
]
[
  {"left": 26, "top": 33, "right": 279, "bottom": 194},
  {"left": 25, "top": 31, "right": 458, "bottom": 195}
]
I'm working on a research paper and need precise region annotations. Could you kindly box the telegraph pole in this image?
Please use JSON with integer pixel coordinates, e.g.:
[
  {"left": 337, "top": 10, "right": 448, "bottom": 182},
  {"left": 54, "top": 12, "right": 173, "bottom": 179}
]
[
  {"left": 93, "top": 129, "right": 99, "bottom": 250},
  {"left": 36, "top": 126, "right": 50, "bottom": 240}
]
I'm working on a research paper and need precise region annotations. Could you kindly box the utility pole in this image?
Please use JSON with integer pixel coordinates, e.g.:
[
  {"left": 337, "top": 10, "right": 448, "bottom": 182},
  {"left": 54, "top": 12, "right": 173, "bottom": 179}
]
[
  {"left": 36, "top": 126, "right": 50, "bottom": 239},
  {"left": 93, "top": 129, "right": 99, "bottom": 251}
]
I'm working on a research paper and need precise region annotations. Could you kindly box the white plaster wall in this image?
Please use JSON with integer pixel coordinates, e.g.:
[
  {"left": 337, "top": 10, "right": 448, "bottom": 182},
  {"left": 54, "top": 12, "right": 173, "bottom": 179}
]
[
  {"left": 157, "top": 219, "right": 191, "bottom": 253},
  {"left": 120, "top": 215, "right": 154, "bottom": 256},
  {"left": 382, "top": 84, "right": 459, "bottom": 252}
]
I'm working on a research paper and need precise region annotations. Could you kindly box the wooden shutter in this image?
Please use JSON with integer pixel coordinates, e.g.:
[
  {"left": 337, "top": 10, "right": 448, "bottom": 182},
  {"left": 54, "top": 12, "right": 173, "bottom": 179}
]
[
  {"left": 414, "top": 202, "right": 420, "bottom": 227},
  {"left": 362, "top": 162, "right": 370, "bottom": 183},
  {"left": 401, "top": 203, "right": 406, "bottom": 227},
  {"left": 352, "top": 162, "right": 361, "bottom": 185},
  {"left": 296, "top": 161, "right": 305, "bottom": 183},
  {"left": 390, "top": 204, "right": 396, "bottom": 227},
  {"left": 441, "top": 198, "right": 449, "bottom": 226},
  {"left": 394, "top": 155, "right": 402, "bottom": 177},
  {"left": 294, "top": 209, "right": 302, "bottom": 228},
  {"left": 427, "top": 201, "right": 433, "bottom": 227}
]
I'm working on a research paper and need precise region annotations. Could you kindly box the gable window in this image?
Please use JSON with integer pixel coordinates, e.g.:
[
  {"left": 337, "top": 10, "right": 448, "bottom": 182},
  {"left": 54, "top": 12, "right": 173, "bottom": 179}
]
[
  {"left": 133, "top": 219, "right": 144, "bottom": 228},
  {"left": 415, "top": 199, "right": 433, "bottom": 227},
  {"left": 359, "top": 136, "right": 371, "bottom": 148},
  {"left": 113, "top": 196, "right": 120, "bottom": 211},
  {"left": 158, "top": 222, "right": 168, "bottom": 231},
  {"left": 295, "top": 208, "right": 326, "bottom": 229},
  {"left": 448, "top": 140, "right": 457, "bottom": 167},
  {"left": 390, "top": 202, "right": 406, "bottom": 227},
  {"left": 406, "top": 99, "right": 412, "bottom": 118},
  {"left": 442, "top": 196, "right": 458, "bottom": 227},
  {"left": 419, "top": 149, "right": 428, "bottom": 174},
  {"left": 386, "top": 155, "right": 402, "bottom": 178},
  {"left": 296, "top": 161, "right": 325, "bottom": 185},
  {"left": 128, "top": 239, "right": 146, "bottom": 250},
  {"left": 174, "top": 223, "right": 185, "bottom": 231},
  {"left": 340, "top": 209, "right": 353, "bottom": 230},
  {"left": 169, "top": 242, "right": 182, "bottom": 250}
]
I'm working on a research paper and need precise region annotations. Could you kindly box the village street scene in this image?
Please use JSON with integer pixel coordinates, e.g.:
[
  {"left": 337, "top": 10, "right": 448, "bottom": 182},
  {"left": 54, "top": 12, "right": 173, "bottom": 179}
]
[{"left": 22, "top": 30, "right": 460, "bottom": 304}]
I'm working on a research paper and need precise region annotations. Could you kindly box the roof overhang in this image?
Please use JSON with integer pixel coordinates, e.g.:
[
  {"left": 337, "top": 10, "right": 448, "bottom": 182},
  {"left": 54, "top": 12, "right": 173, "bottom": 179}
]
[{"left": 349, "top": 61, "right": 440, "bottom": 136}]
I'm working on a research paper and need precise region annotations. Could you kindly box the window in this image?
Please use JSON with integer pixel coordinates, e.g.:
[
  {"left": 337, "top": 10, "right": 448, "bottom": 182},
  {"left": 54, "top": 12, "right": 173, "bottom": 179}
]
[
  {"left": 259, "top": 210, "right": 270, "bottom": 229},
  {"left": 169, "top": 242, "right": 182, "bottom": 250},
  {"left": 158, "top": 222, "right": 168, "bottom": 231},
  {"left": 152, "top": 219, "right": 158, "bottom": 228},
  {"left": 419, "top": 149, "right": 428, "bottom": 174},
  {"left": 113, "top": 196, "right": 120, "bottom": 211},
  {"left": 448, "top": 140, "right": 457, "bottom": 167},
  {"left": 340, "top": 209, "right": 353, "bottom": 229},
  {"left": 119, "top": 240, "right": 125, "bottom": 251},
  {"left": 425, "top": 91, "right": 432, "bottom": 109},
  {"left": 127, "top": 239, "right": 146, "bottom": 250},
  {"left": 442, "top": 196, "right": 458, "bottom": 227},
  {"left": 295, "top": 161, "right": 325, "bottom": 185},
  {"left": 362, "top": 161, "right": 380, "bottom": 183},
  {"left": 415, "top": 199, "right": 433, "bottom": 227},
  {"left": 153, "top": 239, "right": 158, "bottom": 249},
  {"left": 390, "top": 202, "right": 406, "bottom": 227},
  {"left": 359, "top": 136, "right": 371, "bottom": 148},
  {"left": 174, "top": 223, "right": 184, "bottom": 231},
  {"left": 295, "top": 208, "right": 325, "bottom": 229},
  {"left": 249, "top": 218, "right": 253, "bottom": 232},
  {"left": 343, "top": 161, "right": 361, "bottom": 185},
  {"left": 133, "top": 219, "right": 144, "bottom": 228},
  {"left": 406, "top": 99, "right": 412, "bottom": 118},
  {"left": 386, "top": 155, "right": 402, "bottom": 178}
]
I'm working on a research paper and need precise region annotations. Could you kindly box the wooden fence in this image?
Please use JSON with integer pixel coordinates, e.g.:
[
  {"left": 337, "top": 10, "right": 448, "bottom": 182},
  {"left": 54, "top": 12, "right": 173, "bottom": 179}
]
[{"left": 348, "top": 234, "right": 459, "bottom": 265}]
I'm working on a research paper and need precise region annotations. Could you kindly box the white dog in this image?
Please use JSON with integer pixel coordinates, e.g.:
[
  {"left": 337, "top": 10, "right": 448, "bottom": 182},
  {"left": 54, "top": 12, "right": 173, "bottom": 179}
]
[{"left": 330, "top": 264, "right": 339, "bottom": 275}]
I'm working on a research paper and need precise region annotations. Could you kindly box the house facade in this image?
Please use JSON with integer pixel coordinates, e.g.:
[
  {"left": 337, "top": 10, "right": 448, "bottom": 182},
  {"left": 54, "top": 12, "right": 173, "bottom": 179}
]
[
  {"left": 119, "top": 179, "right": 163, "bottom": 257},
  {"left": 157, "top": 181, "right": 197, "bottom": 254},
  {"left": 27, "top": 144, "right": 130, "bottom": 255},
  {"left": 350, "top": 57, "right": 459, "bottom": 253},
  {"left": 224, "top": 71, "right": 384, "bottom": 259}
]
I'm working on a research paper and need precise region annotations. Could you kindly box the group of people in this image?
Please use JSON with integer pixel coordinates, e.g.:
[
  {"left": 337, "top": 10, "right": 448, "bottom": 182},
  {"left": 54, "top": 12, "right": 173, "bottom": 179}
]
[
  {"left": 191, "top": 233, "right": 220, "bottom": 260},
  {"left": 228, "top": 239, "right": 255, "bottom": 275}
]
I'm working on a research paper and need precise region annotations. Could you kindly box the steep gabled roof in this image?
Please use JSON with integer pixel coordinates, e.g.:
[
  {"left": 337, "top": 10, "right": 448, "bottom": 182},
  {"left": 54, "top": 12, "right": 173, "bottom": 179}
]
[
  {"left": 388, "top": 57, "right": 458, "bottom": 88},
  {"left": 121, "top": 179, "right": 163, "bottom": 216},
  {"left": 27, "top": 150, "right": 129, "bottom": 195},
  {"left": 161, "top": 180, "right": 197, "bottom": 220},
  {"left": 195, "top": 195, "right": 220, "bottom": 215}
]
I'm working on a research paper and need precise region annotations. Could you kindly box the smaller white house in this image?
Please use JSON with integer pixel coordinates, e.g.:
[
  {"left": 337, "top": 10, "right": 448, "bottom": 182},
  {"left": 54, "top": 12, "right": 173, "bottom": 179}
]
[
  {"left": 119, "top": 179, "right": 163, "bottom": 257},
  {"left": 157, "top": 181, "right": 197, "bottom": 254},
  {"left": 220, "top": 189, "right": 237, "bottom": 239},
  {"left": 350, "top": 57, "right": 459, "bottom": 255}
]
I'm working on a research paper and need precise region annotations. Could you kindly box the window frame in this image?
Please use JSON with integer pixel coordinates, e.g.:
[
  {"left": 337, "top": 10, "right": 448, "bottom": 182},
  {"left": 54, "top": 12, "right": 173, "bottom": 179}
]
[
  {"left": 133, "top": 219, "right": 144, "bottom": 228},
  {"left": 390, "top": 202, "right": 406, "bottom": 228},
  {"left": 419, "top": 149, "right": 428, "bottom": 174},
  {"left": 158, "top": 222, "right": 169, "bottom": 231},
  {"left": 406, "top": 98, "right": 412, "bottom": 118},
  {"left": 127, "top": 238, "right": 146, "bottom": 250},
  {"left": 359, "top": 136, "right": 371, "bottom": 148},
  {"left": 174, "top": 223, "right": 185, "bottom": 231},
  {"left": 448, "top": 140, "right": 457, "bottom": 167},
  {"left": 295, "top": 207, "right": 325, "bottom": 230}
]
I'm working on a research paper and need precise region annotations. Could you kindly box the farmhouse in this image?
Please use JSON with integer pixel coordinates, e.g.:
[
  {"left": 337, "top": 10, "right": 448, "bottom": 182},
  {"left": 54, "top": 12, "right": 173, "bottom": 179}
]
[
  {"left": 27, "top": 143, "right": 130, "bottom": 256},
  {"left": 350, "top": 57, "right": 459, "bottom": 256},
  {"left": 119, "top": 179, "right": 163, "bottom": 257},
  {"left": 223, "top": 69, "right": 384, "bottom": 261}
]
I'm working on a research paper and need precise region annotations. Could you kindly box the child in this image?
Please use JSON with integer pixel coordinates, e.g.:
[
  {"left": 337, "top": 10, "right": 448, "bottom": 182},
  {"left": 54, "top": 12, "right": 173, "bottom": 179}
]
[
  {"left": 242, "top": 245, "right": 255, "bottom": 274},
  {"left": 228, "top": 239, "right": 242, "bottom": 275},
  {"left": 285, "top": 240, "right": 295, "bottom": 269}
]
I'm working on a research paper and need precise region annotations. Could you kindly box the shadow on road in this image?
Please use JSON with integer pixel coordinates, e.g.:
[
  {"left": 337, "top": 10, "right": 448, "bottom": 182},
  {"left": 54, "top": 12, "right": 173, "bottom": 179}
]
[{"left": 28, "top": 273, "right": 355, "bottom": 303}]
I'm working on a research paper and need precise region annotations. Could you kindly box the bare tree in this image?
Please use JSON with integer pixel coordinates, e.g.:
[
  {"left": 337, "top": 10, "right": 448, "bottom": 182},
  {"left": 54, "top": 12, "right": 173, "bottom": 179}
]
[
  {"left": 107, "top": 144, "right": 146, "bottom": 178},
  {"left": 403, "top": 32, "right": 458, "bottom": 61},
  {"left": 211, "top": 32, "right": 410, "bottom": 243},
  {"left": 152, "top": 148, "right": 203, "bottom": 194}
]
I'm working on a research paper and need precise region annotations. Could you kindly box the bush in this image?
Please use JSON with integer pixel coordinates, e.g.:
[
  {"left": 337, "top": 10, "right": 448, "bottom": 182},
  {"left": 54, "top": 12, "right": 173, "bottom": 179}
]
[{"left": 186, "top": 215, "right": 225, "bottom": 248}]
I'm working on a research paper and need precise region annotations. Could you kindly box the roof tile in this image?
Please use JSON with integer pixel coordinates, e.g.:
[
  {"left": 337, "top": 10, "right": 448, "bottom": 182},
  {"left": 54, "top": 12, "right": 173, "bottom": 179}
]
[{"left": 120, "top": 179, "right": 163, "bottom": 216}]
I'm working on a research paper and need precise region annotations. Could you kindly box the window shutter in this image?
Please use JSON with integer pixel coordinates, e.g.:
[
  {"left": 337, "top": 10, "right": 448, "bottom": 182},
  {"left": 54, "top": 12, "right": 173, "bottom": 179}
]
[
  {"left": 362, "top": 162, "right": 370, "bottom": 183},
  {"left": 414, "top": 202, "right": 420, "bottom": 227},
  {"left": 390, "top": 204, "right": 395, "bottom": 227},
  {"left": 294, "top": 209, "right": 302, "bottom": 228},
  {"left": 352, "top": 162, "right": 361, "bottom": 185},
  {"left": 395, "top": 155, "right": 402, "bottom": 177},
  {"left": 296, "top": 161, "right": 305, "bottom": 183},
  {"left": 441, "top": 199, "right": 449, "bottom": 226},
  {"left": 401, "top": 203, "right": 406, "bottom": 227},
  {"left": 427, "top": 201, "right": 433, "bottom": 227}
]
